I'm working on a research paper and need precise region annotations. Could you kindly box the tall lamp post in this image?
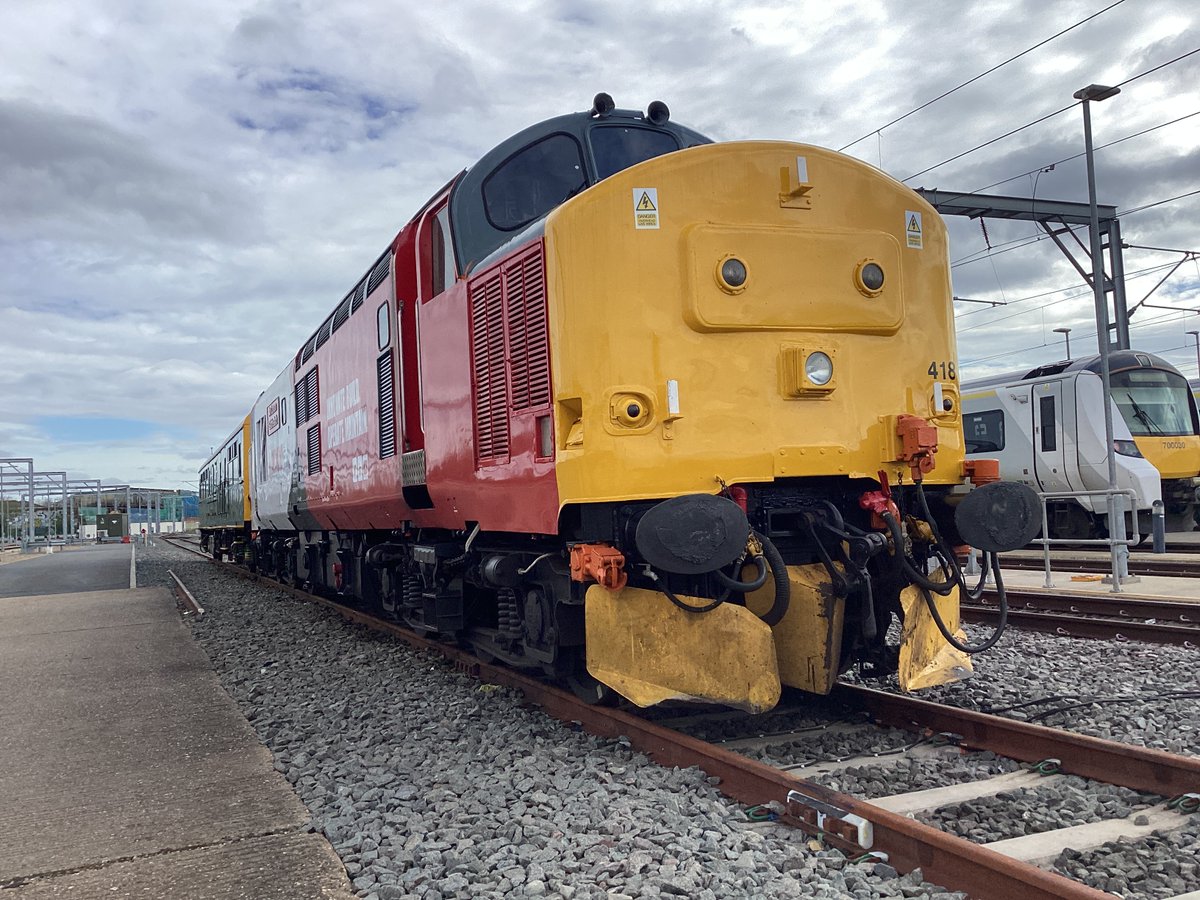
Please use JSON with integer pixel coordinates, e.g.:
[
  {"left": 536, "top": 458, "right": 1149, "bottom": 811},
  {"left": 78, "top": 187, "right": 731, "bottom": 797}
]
[
  {"left": 1074, "top": 82, "right": 1125, "bottom": 586},
  {"left": 1188, "top": 330, "right": 1200, "bottom": 377},
  {"left": 1053, "top": 326, "right": 1072, "bottom": 360}
]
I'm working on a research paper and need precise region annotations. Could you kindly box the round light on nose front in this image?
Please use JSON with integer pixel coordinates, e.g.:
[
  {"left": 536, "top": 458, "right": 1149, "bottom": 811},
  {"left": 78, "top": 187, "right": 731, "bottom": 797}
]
[
  {"left": 855, "top": 260, "right": 885, "bottom": 296},
  {"left": 805, "top": 351, "right": 833, "bottom": 386},
  {"left": 718, "top": 257, "right": 748, "bottom": 291}
]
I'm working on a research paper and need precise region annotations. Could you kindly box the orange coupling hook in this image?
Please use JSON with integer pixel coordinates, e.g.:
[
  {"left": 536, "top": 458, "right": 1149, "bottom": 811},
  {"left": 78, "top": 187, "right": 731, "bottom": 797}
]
[
  {"left": 569, "top": 543, "right": 629, "bottom": 591},
  {"left": 963, "top": 458, "right": 1001, "bottom": 486},
  {"left": 896, "top": 414, "right": 938, "bottom": 481},
  {"left": 859, "top": 469, "right": 901, "bottom": 530}
]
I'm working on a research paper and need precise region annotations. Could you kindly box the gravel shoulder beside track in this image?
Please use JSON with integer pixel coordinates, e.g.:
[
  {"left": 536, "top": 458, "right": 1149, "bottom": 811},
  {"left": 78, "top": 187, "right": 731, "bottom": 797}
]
[
  {"left": 141, "top": 544, "right": 964, "bottom": 900},
  {"left": 870, "top": 620, "right": 1200, "bottom": 756}
]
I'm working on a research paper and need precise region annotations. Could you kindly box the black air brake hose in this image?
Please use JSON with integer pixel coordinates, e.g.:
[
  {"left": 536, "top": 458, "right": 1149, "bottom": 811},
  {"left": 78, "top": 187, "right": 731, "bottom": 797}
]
[
  {"left": 653, "top": 531, "right": 791, "bottom": 626},
  {"left": 881, "top": 489, "right": 1009, "bottom": 654}
]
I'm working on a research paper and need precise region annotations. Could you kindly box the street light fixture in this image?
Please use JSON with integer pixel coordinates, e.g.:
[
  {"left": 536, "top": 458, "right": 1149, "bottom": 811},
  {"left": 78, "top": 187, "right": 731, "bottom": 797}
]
[
  {"left": 1188, "top": 330, "right": 1200, "bottom": 377},
  {"left": 1074, "top": 82, "right": 1126, "bottom": 586},
  {"left": 1053, "top": 326, "right": 1072, "bottom": 360}
]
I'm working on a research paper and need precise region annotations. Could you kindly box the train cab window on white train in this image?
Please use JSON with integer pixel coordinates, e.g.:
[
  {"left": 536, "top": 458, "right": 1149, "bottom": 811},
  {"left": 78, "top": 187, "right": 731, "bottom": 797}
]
[
  {"left": 1110, "top": 369, "right": 1197, "bottom": 435},
  {"left": 590, "top": 126, "right": 681, "bottom": 180},
  {"left": 482, "top": 134, "right": 586, "bottom": 232},
  {"left": 964, "top": 409, "right": 1004, "bottom": 453},
  {"left": 1039, "top": 396, "right": 1057, "bottom": 452},
  {"left": 377, "top": 302, "right": 390, "bottom": 350}
]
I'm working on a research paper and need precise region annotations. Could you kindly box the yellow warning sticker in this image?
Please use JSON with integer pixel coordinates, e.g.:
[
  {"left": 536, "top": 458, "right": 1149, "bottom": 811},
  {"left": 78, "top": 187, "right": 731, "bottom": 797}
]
[
  {"left": 905, "top": 210, "right": 923, "bottom": 249},
  {"left": 634, "top": 188, "right": 659, "bottom": 229}
]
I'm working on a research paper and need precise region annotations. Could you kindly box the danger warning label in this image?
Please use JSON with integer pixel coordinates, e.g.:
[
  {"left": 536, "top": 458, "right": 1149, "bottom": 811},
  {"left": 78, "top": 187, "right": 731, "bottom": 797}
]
[
  {"left": 905, "top": 210, "right": 923, "bottom": 249},
  {"left": 633, "top": 188, "right": 659, "bottom": 229}
]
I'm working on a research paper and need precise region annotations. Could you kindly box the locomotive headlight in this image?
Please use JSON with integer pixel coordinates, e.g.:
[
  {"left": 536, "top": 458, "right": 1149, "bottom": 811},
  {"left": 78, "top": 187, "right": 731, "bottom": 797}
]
[
  {"left": 1114, "top": 440, "right": 1143, "bottom": 458},
  {"left": 855, "top": 259, "right": 885, "bottom": 296},
  {"left": 717, "top": 256, "right": 748, "bottom": 293},
  {"left": 805, "top": 351, "right": 833, "bottom": 386}
]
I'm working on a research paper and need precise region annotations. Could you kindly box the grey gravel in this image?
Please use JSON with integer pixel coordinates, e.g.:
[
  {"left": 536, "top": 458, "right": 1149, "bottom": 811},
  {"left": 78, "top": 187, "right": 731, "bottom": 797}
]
[
  {"left": 141, "top": 543, "right": 966, "bottom": 899},
  {"left": 873, "top": 621, "right": 1200, "bottom": 755},
  {"left": 1054, "top": 816, "right": 1200, "bottom": 898},
  {"left": 808, "top": 752, "right": 1020, "bottom": 798},
  {"left": 869, "top": 616, "right": 1200, "bottom": 895},
  {"left": 919, "top": 775, "right": 1157, "bottom": 843}
]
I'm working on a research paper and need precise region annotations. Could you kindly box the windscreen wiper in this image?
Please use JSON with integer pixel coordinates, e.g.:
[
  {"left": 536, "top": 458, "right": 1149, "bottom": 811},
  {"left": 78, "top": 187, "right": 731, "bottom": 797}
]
[{"left": 1126, "top": 392, "right": 1162, "bottom": 434}]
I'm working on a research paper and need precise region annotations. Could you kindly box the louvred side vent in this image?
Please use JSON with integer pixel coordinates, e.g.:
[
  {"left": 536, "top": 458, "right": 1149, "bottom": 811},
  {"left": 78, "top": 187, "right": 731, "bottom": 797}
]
[
  {"left": 377, "top": 351, "right": 396, "bottom": 459},
  {"left": 307, "top": 424, "right": 321, "bottom": 475},
  {"left": 471, "top": 273, "right": 508, "bottom": 459},
  {"left": 507, "top": 252, "right": 550, "bottom": 410},
  {"left": 468, "top": 242, "right": 551, "bottom": 464}
]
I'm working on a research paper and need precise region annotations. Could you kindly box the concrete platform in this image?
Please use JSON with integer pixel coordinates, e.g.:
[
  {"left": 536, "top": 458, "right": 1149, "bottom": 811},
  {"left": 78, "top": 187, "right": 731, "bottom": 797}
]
[
  {"left": 0, "top": 543, "right": 133, "bottom": 597},
  {"left": 0, "top": 586, "right": 354, "bottom": 899},
  {"left": 994, "top": 565, "right": 1200, "bottom": 602}
]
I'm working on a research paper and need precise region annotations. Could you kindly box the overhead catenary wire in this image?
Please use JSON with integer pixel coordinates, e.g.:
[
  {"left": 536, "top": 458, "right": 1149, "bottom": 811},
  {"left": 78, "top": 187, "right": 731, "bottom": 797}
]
[
  {"left": 955, "top": 259, "right": 1192, "bottom": 325},
  {"left": 837, "top": 0, "right": 1128, "bottom": 152},
  {"left": 902, "top": 45, "right": 1200, "bottom": 183},
  {"left": 931, "top": 109, "right": 1200, "bottom": 208},
  {"left": 960, "top": 308, "right": 1200, "bottom": 369}
]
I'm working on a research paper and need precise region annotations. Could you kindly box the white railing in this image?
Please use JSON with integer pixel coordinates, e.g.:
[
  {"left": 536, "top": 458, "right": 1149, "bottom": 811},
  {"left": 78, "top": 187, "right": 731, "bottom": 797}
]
[{"left": 1034, "top": 488, "right": 1138, "bottom": 593}]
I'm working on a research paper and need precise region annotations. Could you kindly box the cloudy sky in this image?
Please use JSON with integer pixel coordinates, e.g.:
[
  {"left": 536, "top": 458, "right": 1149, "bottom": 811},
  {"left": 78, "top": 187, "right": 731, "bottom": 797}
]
[{"left": 1, "top": 0, "right": 1197, "bottom": 491}]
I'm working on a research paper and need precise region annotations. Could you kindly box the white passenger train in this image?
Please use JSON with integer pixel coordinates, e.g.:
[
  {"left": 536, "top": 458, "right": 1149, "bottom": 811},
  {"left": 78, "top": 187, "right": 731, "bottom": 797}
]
[{"left": 963, "top": 350, "right": 1200, "bottom": 539}]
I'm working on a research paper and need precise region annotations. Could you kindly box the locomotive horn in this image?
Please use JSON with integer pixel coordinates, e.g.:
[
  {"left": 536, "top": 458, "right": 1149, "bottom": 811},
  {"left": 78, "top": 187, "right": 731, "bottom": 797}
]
[
  {"left": 591, "top": 92, "right": 615, "bottom": 117},
  {"left": 954, "top": 481, "right": 1041, "bottom": 553},
  {"left": 646, "top": 100, "right": 670, "bottom": 125}
]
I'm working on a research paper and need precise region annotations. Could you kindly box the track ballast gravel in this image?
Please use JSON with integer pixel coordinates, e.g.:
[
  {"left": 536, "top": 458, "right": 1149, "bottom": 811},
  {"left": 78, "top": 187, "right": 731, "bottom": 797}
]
[{"left": 141, "top": 544, "right": 965, "bottom": 900}]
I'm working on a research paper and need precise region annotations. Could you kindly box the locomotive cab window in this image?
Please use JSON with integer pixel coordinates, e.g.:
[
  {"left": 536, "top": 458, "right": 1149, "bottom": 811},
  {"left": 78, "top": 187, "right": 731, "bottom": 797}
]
[
  {"left": 377, "top": 302, "right": 390, "bottom": 350},
  {"left": 482, "top": 133, "right": 586, "bottom": 232},
  {"left": 590, "top": 125, "right": 681, "bottom": 180}
]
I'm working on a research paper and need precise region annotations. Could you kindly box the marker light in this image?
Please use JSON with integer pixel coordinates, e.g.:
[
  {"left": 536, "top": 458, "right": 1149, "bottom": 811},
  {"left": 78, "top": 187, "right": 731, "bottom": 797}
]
[
  {"left": 856, "top": 260, "right": 885, "bottom": 295},
  {"left": 718, "top": 257, "right": 748, "bottom": 291},
  {"left": 805, "top": 352, "right": 833, "bottom": 386}
]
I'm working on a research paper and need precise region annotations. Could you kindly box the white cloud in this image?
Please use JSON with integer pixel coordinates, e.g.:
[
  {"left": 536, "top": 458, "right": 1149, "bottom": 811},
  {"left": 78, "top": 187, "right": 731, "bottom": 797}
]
[{"left": 1, "top": 0, "right": 1198, "bottom": 487}]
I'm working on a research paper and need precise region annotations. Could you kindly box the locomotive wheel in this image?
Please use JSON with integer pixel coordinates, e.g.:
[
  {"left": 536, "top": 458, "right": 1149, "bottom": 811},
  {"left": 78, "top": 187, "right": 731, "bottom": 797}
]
[
  {"left": 471, "top": 642, "right": 497, "bottom": 665},
  {"left": 567, "top": 668, "right": 617, "bottom": 706}
]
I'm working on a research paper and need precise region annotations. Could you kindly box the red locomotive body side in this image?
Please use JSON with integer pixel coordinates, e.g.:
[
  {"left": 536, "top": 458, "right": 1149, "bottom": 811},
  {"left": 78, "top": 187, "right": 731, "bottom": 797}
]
[
  {"left": 300, "top": 253, "right": 407, "bottom": 532},
  {"left": 292, "top": 200, "right": 559, "bottom": 536},
  {"left": 406, "top": 218, "right": 559, "bottom": 535}
]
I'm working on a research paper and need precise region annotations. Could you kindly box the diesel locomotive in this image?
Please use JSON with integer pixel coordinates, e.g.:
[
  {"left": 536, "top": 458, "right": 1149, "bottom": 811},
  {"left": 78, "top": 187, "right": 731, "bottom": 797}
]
[{"left": 200, "top": 95, "right": 1034, "bottom": 712}]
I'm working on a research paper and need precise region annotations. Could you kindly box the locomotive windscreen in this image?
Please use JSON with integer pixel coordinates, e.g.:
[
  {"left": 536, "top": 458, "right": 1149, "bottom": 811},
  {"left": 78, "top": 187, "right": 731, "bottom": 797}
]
[{"left": 591, "top": 125, "right": 681, "bottom": 179}]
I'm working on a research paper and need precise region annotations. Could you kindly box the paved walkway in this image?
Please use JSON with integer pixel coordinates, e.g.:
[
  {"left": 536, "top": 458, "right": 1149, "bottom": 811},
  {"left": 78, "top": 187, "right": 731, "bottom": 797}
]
[{"left": 0, "top": 585, "right": 353, "bottom": 899}]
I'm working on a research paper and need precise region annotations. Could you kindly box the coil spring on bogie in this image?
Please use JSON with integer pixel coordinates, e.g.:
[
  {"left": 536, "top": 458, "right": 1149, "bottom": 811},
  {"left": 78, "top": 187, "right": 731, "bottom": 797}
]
[
  {"left": 497, "top": 588, "right": 521, "bottom": 642},
  {"left": 401, "top": 571, "right": 422, "bottom": 610}
]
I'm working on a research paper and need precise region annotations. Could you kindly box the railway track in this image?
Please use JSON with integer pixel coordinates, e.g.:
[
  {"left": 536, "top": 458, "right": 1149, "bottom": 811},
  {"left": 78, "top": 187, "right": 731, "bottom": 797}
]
[
  {"left": 1002, "top": 550, "right": 1200, "bottom": 579},
  {"left": 964, "top": 588, "right": 1200, "bottom": 647},
  {"left": 160, "top": 534, "right": 1200, "bottom": 899}
]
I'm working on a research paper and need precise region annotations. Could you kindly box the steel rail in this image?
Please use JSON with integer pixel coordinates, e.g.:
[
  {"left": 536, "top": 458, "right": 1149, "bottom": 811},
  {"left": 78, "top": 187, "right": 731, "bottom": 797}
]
[
  {"left": 833, "top": 685, "right": 1200, "bottom": 798},
  {"left": 159, "top": 546, "right": 1118, "bottom": 899},
  {"left": 980, "top": 590, "right": 1199, "bottom": 622},
  {"left": 962, "top": 602, "right": 1200, "bottom": 646},
  {"left": 167, "top": 568, "right": 205, "bottom": 616},
  {"left": 168, "top": 541, "right": 1200, "bottom": 897},
  {"left": 279, "top": 583, "right": 1106, "bottom": 900},
  {"left": 1000, "top": 554, "right": 1200, "bottom": 578}
]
